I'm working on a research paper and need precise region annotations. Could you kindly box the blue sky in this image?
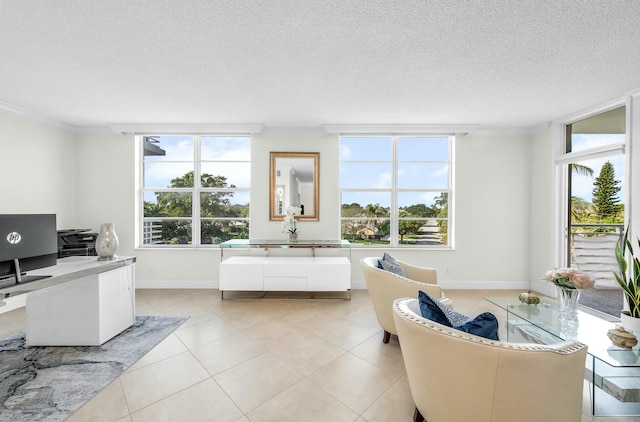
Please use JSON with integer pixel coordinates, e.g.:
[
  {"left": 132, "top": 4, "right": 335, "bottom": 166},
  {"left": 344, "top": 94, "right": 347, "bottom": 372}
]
[
  {"left": 339, "top": 136, "right": 450, "bottom": 209},
  {"left": 144, "top": 136, "right": 251, "bottom": 189},
  {"left": 143, "top": 133, "right": 627, "bottom": 212},
  {"left": 143, "top": 136, "right": 251, "bottom": 208},
  {"left": 570, "top": 134, "right": 625, "bottom": 204}
]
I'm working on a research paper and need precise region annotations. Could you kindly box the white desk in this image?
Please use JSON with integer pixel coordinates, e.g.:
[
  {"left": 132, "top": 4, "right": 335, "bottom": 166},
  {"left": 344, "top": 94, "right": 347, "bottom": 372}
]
[{"left": 1, "top": 256, "right": 136, "bottom": 346}]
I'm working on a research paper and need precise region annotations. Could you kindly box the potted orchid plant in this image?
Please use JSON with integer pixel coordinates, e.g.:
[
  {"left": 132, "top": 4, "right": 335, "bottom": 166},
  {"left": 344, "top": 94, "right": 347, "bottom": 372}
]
[{"left": 281, "top": 206, "right": 301, "bottom": 242}]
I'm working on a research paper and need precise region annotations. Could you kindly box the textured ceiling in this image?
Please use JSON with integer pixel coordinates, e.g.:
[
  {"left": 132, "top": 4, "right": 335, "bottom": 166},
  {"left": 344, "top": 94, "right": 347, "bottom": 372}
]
[{"left": 1, "top": 0, "right": 640, "bottom": 130}]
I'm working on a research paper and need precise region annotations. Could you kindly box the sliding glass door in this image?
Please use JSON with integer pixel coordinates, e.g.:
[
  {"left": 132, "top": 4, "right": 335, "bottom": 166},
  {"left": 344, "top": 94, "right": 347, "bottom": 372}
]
[{"left": 561, "top": 106, "right": 626, "bottom": 316}]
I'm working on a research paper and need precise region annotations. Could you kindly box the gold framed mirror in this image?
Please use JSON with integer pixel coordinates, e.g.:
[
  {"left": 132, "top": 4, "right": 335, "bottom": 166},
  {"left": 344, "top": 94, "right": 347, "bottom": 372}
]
[{"left": 269, "top": 151, "right": 319, "bottom": 221}]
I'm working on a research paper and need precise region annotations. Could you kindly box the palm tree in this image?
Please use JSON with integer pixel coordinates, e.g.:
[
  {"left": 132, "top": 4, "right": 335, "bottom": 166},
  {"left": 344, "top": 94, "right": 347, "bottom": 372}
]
[{"left": 570, "top": 163, "right": 594, "bottom": 223}]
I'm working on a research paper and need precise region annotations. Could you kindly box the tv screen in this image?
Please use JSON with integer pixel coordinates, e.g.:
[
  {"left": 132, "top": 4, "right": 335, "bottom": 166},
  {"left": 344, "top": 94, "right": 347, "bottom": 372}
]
[{"left": 0, "top": 214, "right": 58, "bottom": 288}]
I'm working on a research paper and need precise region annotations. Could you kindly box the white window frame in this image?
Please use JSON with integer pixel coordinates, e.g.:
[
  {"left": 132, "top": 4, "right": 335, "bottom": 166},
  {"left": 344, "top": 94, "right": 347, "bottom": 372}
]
[
  {"left": 554, "top": 102, "right": 627, "bottom": 267},
  {"left": 339, "top": 134, "right": 454, "bottom": 248},
  {"left": 138, "top": 134, "right": 251, "bottom": 248}
]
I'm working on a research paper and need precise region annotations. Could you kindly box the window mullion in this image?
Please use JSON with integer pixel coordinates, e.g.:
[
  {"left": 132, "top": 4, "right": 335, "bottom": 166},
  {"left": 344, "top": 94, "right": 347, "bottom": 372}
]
[
  {"left": 391, "top": 136, "right": 398, "bottom": 247},
  {"left": 193, "top": 136, "right": 201, "bottom": 247}
]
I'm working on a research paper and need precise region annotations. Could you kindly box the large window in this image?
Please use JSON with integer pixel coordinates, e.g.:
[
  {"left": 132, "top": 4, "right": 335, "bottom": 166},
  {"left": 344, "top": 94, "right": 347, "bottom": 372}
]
[
  {"left": 140, "top": 135, "right": 250, "bottom": 246},
  {"left": 339, "top": 135, "right": 452, "bottom": 247},
  {"left": 558, "top": 106, "right": 625, "bottom": 315}
]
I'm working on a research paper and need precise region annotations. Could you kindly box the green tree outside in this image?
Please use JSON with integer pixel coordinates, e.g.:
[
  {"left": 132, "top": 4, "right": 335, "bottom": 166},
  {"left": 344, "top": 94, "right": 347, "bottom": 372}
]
[
  {"left": 592, "top": 161, "right": 622, "bottom": 220},
  {"left": 144, "top": 171, "right": 248, "bottom": 244}
]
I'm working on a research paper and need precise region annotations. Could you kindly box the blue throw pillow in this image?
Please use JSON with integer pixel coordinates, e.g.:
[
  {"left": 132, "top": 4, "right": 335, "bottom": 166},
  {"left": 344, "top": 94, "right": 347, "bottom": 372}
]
[
  {"left": 418, "top": 290, "right": 499, "bottom": 341},
  {"left": 377, "top": 253, "right": 406, "bottom": 277},
  {"left": 418, "top": 290, "right": 451, "bottom": 326},
  {"left": 455, "top": 312, "right": 499, "bottom": 341}
]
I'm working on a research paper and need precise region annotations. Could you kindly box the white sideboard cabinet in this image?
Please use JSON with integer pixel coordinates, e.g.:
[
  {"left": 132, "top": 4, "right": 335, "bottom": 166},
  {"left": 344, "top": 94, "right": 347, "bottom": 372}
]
[{"left": 219, "top": 240, "right": 351, "bottom": 298}]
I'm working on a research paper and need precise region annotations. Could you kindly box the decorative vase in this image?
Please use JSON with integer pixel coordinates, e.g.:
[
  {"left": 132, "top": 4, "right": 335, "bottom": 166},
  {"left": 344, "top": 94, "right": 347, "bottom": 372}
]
[
  {"left": 96, "top": 223, "right": 119, "bottom": 261},
  {"left": 289, "top": 232, "right": 298, "bottom": 243},
  {"left": 620, "top": 312, "right": 640, "bottom": 335},
  {"left": 555, "top": 285, "right": 580, "bottom": 321}
]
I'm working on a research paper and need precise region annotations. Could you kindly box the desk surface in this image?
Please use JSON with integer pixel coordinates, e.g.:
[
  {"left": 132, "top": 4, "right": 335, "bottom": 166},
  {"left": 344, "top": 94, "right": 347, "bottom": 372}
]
[
  {"left": 485, "top": 296, "right": 639, "bottom": 368},
  {"left": 1, "top": 256, "right": 136, "bottom": 301}
]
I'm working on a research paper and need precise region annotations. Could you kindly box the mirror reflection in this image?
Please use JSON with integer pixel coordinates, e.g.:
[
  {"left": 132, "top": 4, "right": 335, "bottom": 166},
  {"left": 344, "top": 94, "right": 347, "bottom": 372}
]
[{"left": 270, "top": 152, "right": 319, "bottom": 220}]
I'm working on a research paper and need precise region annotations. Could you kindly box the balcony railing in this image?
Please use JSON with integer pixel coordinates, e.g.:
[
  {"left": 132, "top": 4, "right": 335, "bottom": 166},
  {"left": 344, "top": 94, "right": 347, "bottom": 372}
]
[{"left": 569, "top": 223, "right": 624, "bottom": 289}]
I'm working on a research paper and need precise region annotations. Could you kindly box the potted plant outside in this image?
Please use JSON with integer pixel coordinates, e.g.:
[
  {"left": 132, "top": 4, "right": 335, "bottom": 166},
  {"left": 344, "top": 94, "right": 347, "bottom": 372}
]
[{"left": 615, "top": 226, "right": 640, "bottom": 333}]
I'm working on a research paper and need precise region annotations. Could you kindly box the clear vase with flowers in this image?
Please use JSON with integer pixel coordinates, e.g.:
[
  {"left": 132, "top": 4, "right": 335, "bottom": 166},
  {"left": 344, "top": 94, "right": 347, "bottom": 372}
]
[
  {"left": 543, "top": 267, "right": 594, "bottom": 321},
  {"left": 281, "top": 206, "right": 301, "bottom": 243}
]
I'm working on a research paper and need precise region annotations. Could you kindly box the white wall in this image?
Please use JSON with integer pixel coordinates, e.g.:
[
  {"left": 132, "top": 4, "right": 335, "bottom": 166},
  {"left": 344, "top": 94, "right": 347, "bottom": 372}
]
[
  {"left": 0, "top": 112, "right": 78, "bottom": 227},
  {"left": 0, "top": 113, "right": 536, "bottom": 290},
  {"left": 2, "top": 91, "right": 639, "bottom": 299},
  {"left": 75, "top": 133, "right": 136, "bottom": 256},
  {"left": 527, "top": 123, "right": 559, "bottom": 296}
]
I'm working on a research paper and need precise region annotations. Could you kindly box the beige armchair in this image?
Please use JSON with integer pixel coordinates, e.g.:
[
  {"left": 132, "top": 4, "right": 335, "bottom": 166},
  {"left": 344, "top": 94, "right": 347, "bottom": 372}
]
[
  {"left": 360, "top": 257, "right": 452, "bottom": 343},
  {"left": 393, "top": 297, "right": 588, "bottom": 422}
]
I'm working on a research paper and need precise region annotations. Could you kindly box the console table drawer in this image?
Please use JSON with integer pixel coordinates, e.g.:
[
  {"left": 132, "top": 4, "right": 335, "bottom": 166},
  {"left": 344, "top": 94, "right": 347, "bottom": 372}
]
[
  {"left": 308, "top": 258, "right": 350, "bottom": 291},
  {"left": 264, "top": 277, "right": 308, "bottom": 291},
  {"left": 263, "top": 261, "right": 308, "bottom": 277},
  {"left": 219, "top": 259, "right": 263, "bottom": 291}
]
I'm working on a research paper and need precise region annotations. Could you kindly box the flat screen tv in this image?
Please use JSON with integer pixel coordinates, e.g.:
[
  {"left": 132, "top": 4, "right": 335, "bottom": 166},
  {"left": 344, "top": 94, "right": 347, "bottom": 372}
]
[{"left": 0, "top": 214, "right": 58, "bottom": 288}]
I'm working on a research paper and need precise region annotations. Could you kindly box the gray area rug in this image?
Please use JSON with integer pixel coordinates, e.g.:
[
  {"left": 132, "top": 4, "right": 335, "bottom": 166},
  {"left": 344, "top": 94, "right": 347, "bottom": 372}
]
[{"left": 0, "top": 315, "right": 188, "bottom": 422}]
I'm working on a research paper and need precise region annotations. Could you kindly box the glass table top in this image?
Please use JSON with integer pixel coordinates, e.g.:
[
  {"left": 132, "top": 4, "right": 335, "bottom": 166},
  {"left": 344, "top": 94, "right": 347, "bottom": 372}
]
[
  {"left": 219, "top": 239, "right": 351, "bottom": 248},
  {"left": 485, "top": 296, "right": 640, "bottom": 368}
]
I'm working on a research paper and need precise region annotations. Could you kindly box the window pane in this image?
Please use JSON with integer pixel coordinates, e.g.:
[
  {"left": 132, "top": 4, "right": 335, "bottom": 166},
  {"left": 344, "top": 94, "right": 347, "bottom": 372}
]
[
  {"left": 144, "top": 162, "right": 194, "bottom": 188},
  {"left": 398, "top": 191, "right": 448, "bottom": 211},
  {"left": 201, "top": 163, "right": 251, "bottom": 188},
  {"left": 201, "top": 220, "right": 249, "bottom": 244},
  {"left": 341, "top": 192, "right": 390, "bottom": 217},
  {"left": 340, "top": 137, "right": 392, "bottom": 160},
  {"left": 340, "top": 163, "right": 392, "bottom": 188},
  {"left": 143, "top": 136, "right": 194, "bottom": 161},
  {"left": 338, "top": 134, "right": 451, "bottom": 248},
  {"left": 397, "top": 137, "right": 449, "bottom": 161},
  {"left": 139, "top": 134, "right": 251, "bottom": 247},
  {"left": 398, "top": 219, "right": 447, "bottom": 246},
  {"left": 142, "top": 219, "right": 192, "bottom": 245},
  {"left": 201, "top": 136, "right": 251, "bottom": 160},
  {"left": 143, "top": 192, "right": 192, "bottom": 217},
  {"left": 341, "top": 219, "right": 391, "bottom": 246},
  {"left": 569, "top": 107, "right": 625, "bottom": 153},
  {"left": 570, "top": 156, "right": 625, "bottom": 242},
  {"left": 200, "top": 192, "right": 250, "bottom": 218},
  {"left": 397, "top": 162, "right": 449, "bottom": 189}
]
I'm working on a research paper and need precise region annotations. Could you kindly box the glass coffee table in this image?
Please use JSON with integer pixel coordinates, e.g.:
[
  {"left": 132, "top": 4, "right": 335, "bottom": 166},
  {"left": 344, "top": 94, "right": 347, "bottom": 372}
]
[{"left": 485, "top": 296, "right": 640, "bottom": 416}]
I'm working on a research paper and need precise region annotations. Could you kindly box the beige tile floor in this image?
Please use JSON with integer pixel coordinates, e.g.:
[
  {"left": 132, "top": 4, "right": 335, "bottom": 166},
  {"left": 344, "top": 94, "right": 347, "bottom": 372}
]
[{"left": 1, "top": 288, "right": 639, "bottom": 422}]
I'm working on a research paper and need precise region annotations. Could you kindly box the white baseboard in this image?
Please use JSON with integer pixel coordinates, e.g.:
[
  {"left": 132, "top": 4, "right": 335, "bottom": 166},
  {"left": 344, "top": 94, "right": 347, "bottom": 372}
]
[
  {"left": 441, "top": 280, "right": 532, "bottom": 290},
  {"left": 134, "top": 279, "right": 529, "bottom": 291},
  {"left": 136, "top": 279, "right": 369, "bottom": 290},
  {"left": 135, "top": 280, "right": 218, "bottom": 289}
]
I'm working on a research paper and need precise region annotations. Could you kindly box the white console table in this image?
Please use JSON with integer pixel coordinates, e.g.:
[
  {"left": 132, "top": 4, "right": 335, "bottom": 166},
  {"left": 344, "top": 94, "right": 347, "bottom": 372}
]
[
  {"left": 1, "top": 256, "right": 136, "bottom": 346},
  {"left": 219, "top": 239, "right": 351, "bottom": 299}
]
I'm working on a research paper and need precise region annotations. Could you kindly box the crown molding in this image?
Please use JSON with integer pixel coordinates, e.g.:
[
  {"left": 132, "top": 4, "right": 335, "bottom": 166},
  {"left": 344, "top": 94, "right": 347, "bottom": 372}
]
[
  {"left": 323, "top": 124, "right": 479, "bottom": 135},
  {"left": 109, "top": 123, "right": 264, "bottom": 135},
  {"left": 0, "top": 101, "right": 77, "bottom": 133},
  {"left": 259, "top": 126, "right": 328, "bottom": 136}
]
